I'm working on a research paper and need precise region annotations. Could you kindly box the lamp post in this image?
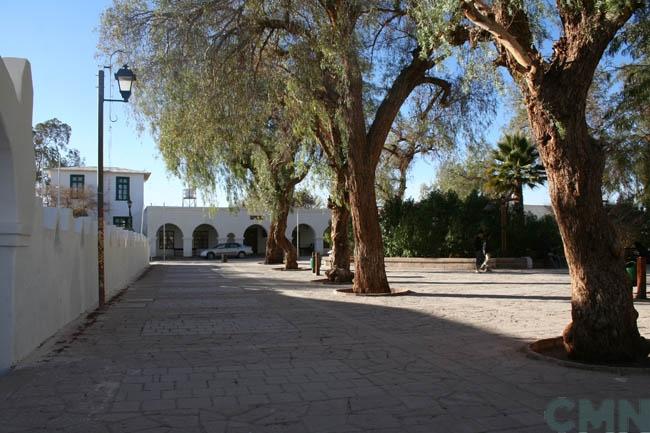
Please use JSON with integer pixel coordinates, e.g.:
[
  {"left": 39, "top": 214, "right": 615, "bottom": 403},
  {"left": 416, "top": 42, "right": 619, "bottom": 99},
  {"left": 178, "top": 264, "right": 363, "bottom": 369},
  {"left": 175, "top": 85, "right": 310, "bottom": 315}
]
[
  {"left": 98, "top": 63, "right": 136, "bottom": 306},
  {"left": 127, "top": 198, "right": 133, "bottom": 231}
]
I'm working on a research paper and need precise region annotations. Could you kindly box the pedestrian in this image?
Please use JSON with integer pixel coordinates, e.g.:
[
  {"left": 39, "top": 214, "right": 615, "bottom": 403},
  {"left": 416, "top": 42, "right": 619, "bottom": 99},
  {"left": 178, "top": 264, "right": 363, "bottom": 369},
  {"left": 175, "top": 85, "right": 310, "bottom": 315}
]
[
  {"left": 474, "top": 232, "right": 484, "bottom": 273},
  {"left": 480, "top": 235, "right": 492, "bottom": 272}
]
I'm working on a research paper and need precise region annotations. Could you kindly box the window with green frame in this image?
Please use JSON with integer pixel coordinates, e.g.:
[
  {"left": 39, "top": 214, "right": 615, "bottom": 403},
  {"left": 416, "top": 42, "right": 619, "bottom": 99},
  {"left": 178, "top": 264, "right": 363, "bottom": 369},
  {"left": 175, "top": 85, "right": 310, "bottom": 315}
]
[
  {"left": 116, "top": 176, "right": 130, "bottom": 201},
  {"left": 70, "top": 174, "right": 84, "bottom": 198},
  {"left": 113, "top": 216, "right": 132, "bottom": 229}
]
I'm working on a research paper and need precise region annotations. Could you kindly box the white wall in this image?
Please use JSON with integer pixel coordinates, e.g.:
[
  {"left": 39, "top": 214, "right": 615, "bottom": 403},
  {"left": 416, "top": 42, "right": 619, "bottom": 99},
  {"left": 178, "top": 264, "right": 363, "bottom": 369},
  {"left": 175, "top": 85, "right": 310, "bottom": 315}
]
[
  {"left": 144, "top": 206, "right": 331, "bottom": 257},
  {"left": 12, "top": 204, "right": 149, "bottom": 364},
  {"left": 0, "top": 57, "right": 150, "bottom": 372}
]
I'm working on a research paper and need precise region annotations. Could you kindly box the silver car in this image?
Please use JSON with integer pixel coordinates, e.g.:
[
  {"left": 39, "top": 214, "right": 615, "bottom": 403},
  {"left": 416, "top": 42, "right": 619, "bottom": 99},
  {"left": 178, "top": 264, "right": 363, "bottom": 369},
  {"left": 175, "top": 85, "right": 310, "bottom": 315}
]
[{"left": 200, "top": 242, "right": 253, "bottom": 259}]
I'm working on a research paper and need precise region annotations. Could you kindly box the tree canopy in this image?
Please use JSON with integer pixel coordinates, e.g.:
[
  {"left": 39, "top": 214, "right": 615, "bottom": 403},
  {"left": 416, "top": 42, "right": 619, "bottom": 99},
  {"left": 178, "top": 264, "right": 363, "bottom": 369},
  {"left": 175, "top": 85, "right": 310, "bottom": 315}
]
[{"left": 33, "top": 118, "right": 81, "bottom": 185}]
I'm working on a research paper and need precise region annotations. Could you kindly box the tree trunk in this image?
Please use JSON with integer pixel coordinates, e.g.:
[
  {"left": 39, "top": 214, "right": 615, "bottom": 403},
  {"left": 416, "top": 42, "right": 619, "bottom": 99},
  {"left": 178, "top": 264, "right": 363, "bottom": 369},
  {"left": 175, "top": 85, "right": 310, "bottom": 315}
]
[
  {"left": 347, "top": 157, "right": 390, "bottom": 293},
  {"left": 500, "top": 199, "right": 507, "bottom": 254},
  {"left": 275, "top": 198, "right": 298, "bottom": 270},
  {"left": 526, "top": 96, "right": 649, "bottom": 361},
  {"left": 513, "top": 182, "right": 524, "bottom": 220},
  {"left": 326, "top": 198, "right": 353, "bottom": 282},
  {"left": 264, "top": 221, "right": 284, "bottom": 264}
]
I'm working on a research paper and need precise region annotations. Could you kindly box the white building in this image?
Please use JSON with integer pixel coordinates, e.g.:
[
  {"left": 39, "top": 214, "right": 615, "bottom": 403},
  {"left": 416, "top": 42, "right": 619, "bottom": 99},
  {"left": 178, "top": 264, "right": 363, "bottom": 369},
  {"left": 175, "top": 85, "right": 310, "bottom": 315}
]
[
  {"left": 45, "top": 166, "right": 151, "bottom": 232},
  {"left": 143, "top": 206, "right": 332, "bottom": 258}
]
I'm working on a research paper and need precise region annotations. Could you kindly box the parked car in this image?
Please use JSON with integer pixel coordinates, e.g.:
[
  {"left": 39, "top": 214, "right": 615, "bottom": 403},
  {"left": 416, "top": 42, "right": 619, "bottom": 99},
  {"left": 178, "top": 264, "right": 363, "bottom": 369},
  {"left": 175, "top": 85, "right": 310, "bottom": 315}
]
[{"left": 200, "top": 243, "right": 253, "bottom": 259}]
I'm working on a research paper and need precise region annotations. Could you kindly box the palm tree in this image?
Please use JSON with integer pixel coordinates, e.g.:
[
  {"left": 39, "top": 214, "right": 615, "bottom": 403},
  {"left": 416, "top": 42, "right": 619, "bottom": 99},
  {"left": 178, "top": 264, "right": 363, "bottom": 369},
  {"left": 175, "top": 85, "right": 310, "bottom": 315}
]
[
  {"left": 486, "top": 134, "right": 546, "bottom": 253},
  {"left": 487, "top": 133, "right": 547, "bottom": 218}
]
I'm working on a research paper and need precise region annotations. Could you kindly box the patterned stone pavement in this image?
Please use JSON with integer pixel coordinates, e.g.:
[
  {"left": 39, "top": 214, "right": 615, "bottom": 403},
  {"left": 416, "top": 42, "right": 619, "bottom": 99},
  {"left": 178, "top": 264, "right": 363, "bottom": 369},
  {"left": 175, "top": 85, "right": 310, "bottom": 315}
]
[{"left": 0, "top": 260, "right": 649, "bottom": 433}]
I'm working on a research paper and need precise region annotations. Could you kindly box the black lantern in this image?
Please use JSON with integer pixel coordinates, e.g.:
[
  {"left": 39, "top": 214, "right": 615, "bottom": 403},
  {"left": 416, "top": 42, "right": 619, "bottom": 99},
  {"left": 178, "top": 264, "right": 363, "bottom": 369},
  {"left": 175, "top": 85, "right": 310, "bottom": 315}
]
[{"left": 114, "top": 64, "right": 136, "bottom": 102}]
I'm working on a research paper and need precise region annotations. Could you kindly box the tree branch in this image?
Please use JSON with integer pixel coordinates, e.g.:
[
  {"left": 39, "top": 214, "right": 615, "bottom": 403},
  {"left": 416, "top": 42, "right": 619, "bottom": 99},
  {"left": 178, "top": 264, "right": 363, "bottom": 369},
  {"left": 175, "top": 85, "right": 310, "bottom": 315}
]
[
  {"left": 461, "top": 0, "right": 536, "bottom": 74},
  {"left": 367, "top": 48, "right": 435, "bottom": 165},
  {"left": 417, "top": 76, "right": 451, "bottom": 107}
]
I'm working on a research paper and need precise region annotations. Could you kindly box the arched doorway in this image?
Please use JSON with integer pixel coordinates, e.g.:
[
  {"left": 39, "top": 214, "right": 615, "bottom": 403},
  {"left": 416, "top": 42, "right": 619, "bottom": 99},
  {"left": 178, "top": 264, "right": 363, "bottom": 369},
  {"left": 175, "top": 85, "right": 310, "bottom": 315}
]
[
  {"left": 192, "top": 224, "right": 218, "bottom": 256},
  {"left": 292, "top": 224, "right": 316, "bottom": 257},
  {"left": 243, "top": 224, "right": 267, "bottom": 255},
  {"left": 156, "top": 224, "right": 184, "bottom": 258}
]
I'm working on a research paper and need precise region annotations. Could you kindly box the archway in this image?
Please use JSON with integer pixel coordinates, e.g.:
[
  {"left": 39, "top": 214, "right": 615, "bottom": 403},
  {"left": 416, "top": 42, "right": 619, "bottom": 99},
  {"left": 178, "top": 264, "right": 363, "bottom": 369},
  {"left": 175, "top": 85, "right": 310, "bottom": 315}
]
[
  {"left": 243, "top": 224, "right": 267, "bottom": 255},
  {"left": 192, "top": 224, "right": 218, "bottom": 256},
  {"left": 291, "top": 223, "right": 316, "bottom": 257},
  {"left": 156, "top": 224, "right": 184, "bottom": 258}
]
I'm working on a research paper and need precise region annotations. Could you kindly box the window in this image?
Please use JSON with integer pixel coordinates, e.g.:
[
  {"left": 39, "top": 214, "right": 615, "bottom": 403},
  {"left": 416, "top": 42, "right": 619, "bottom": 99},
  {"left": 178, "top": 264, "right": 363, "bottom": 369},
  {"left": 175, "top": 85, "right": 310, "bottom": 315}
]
[
  {"left": 113, "top": 216, "right": 132, "bottom": 229},
  {"left": 116, "top": 176, "right": 130, "bottom": 201},
  {"left": 158, "top": 228, "right": 175, "bottom": 249},
  {"left": 70, "top": 174, "right": 84, "bottom": 198}
]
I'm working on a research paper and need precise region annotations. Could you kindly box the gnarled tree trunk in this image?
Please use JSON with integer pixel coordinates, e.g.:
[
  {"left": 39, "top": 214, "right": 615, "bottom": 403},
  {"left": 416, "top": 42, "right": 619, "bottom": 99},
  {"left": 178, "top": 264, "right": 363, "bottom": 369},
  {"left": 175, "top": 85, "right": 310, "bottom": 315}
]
[
  {"left": 326, "top": 197, "right": 353, "bottom": 283},
  {"left": 461, "top": 0, "right": 647, "bottom": 362},
  {"left": 274, "top": 198, "right": 298, "bottom": 270},
  {"left": 527, "top": 96, "right": 648, "bottom": 361},
  {"left": 347, "top": 156, "right": 389, "bottom": 293},
  {"left": 265, "top": 220, "right": 284, "bottom": 265}
]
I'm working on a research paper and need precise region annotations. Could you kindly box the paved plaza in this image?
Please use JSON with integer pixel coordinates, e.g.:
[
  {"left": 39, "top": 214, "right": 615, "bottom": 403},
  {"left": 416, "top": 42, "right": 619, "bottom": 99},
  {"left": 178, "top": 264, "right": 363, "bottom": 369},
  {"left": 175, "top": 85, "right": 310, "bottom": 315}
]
[{"left": 1, "top": 260, "right": 649, "bottom": 432}]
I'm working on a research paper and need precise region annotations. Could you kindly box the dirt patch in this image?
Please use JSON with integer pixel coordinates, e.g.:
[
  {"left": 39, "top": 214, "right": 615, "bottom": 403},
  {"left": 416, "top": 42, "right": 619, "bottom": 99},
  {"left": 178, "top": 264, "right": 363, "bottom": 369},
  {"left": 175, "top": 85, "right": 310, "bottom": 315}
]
[
  {"left": 311, "top": 278, "right": 352, "bottom": 285},
  {"left": 527, "top": 337, "right": 650, "bottom": 373},
  {"left": 335, "top": 288, "right": 412, "bottom": 296}
]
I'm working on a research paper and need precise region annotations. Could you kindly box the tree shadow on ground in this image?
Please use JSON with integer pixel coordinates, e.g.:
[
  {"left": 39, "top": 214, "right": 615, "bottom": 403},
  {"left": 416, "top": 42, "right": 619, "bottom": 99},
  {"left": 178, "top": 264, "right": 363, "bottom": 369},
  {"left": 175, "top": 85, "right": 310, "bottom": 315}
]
[
  {"left": 410, "top": 292, "right": 571, "bottom": 301},
  {"left": 0, "top": 262, "right": 645, "bottom": 433}
]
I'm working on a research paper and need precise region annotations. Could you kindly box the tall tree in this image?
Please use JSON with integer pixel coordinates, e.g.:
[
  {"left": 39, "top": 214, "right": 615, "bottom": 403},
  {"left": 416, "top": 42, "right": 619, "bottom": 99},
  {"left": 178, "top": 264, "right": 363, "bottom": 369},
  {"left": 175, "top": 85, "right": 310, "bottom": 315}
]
[
  {"left": 486, "top": 133, "right": 546, "bottom": 218},
  {"left": 100, "top": 9, "right": 314, "bottom": 270},
  {"left": 418, "top": 0, "right": 648, "bottom": 360},
  {"left": 100, "top": 1, "right": 467, "bottom": 293},
  {"left": 378, "top": 77, "right": 494, "bottom": 202},
  {"left": 33, "top": 118, "right": 82, "bottom": 187},
  {"left": 430, "top": 150, "right": 491, "bottom": 199}
]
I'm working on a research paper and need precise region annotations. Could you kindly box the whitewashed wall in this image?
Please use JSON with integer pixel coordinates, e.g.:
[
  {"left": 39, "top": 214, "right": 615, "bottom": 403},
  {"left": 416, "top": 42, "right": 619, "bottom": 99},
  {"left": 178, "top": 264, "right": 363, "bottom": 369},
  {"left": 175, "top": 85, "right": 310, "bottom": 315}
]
[
  {"left": 0, "top": 57, "right": 150, "bottom": 373},
  {"left": 12, "top": 204, "right": 149, "bottom": 364},
  {"left": 144, "top": 206, "right": 332, "bottom": 258}
]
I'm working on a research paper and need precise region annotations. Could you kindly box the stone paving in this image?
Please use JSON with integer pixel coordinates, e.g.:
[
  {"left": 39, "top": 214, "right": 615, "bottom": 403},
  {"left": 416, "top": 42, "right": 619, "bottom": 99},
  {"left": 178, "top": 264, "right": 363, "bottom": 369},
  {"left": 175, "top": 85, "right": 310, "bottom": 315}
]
[{"left": 1, "top": 260, "right": 649, "bottom": 433}]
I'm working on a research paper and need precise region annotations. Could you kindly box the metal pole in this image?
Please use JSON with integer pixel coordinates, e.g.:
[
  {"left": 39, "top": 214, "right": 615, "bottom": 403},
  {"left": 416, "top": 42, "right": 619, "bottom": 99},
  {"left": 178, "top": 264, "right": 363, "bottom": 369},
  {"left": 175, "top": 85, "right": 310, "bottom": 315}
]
[
  {"left": 297, "top": 210, "right": 300, "bottom": 260},
  {"left": 97, "top": 70, "right": 106, "bottom": 307},
  {"left": 636, "top": 256, "right": 647, "bottom": 299},
  {"left": 163, "top": 223, "right": 166, "bottom": 261},
  {"left": 56, "top": 147, "right": 61, "bottom": 208}
]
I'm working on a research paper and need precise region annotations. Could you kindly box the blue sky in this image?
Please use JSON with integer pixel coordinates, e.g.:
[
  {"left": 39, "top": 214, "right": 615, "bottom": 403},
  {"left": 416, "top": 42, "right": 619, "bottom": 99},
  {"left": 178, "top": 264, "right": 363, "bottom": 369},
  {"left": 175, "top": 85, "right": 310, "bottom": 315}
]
[{"left": 1, "top": 1, "right": 551, "bottom": 206}]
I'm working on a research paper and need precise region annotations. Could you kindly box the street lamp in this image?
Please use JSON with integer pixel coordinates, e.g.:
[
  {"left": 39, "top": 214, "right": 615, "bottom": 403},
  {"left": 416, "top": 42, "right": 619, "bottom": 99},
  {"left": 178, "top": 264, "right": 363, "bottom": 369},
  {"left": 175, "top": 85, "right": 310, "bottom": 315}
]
[
  {"left": 98, "top": 61, "right": 136, "bottom": 306},
  {"left": 127, "top": 198, "right": 133, "bottom": 231},
  {"left": 114, "top": 65, "right": 136, "bottom": 102}
]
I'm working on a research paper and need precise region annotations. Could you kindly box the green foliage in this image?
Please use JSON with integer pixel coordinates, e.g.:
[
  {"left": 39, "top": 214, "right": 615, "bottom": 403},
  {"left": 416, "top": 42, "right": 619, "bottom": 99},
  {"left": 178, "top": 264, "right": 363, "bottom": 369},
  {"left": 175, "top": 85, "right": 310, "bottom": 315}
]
[
  {"left": 431, "top": 149, "right": 491, "bottom": 198},
  {"left": 99, "top": 0, "right": 318, "bottom": 217},
  {"left": 380, "top": 189, "right": 563, "bottom": 259},
  {"left": 381, "top": 190, "right": 499, "bottom": 257},
  {"left": 598, "top": 8, "right": 650, "bottom": 208},
  {"left": 486, "top": 134, "right": 546, "bottom": 207},
  {"left": 33, "top": 118, "right": 82, "bottom": 184},
  {"left": 292, "top": 189, "right": 323, "bottom": 209}
]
